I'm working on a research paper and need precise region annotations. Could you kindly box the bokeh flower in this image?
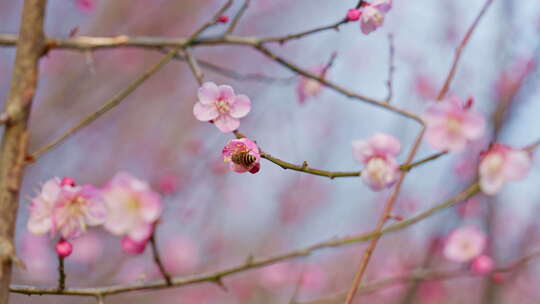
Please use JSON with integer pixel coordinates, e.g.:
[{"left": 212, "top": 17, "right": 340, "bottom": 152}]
[
  {"left": 471, "top": 254, "right": 494, "bottom": 275},
  {"left": 479, "top": 143, "right": 532, "bottom": 195},
  {"left": 27, "top": 177, "right": 106, "bottom": 239},
  {"left": 297, "top": 66, "right": 325, "bottom": 104},
  {"left": 193, "top": 82, "right": 251, "bottom": 132},
  {"left": 443, "top": 225, "right": 486, "bottom": 263},
  {"left": 424, "top": 95, "right": 485, "bottom": 152},
  {"left": 222, "top": 138, "right": 261, "bottom": 174},
  {"left": 352, "top": 133, "right": 401, "bottom": 191},
  {"left": 103, "top": 172, "right": 162, "bottom": 243}
]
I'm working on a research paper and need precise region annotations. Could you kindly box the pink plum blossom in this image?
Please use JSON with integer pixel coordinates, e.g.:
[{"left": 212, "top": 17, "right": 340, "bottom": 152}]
[
  {"left": 102, "top": 172, "right": 162, "bottom": 243},
  {"left": 352, "top": 133, "right": 401, "bottom": 191},
  {"left": 27, "top": 177, "right": 106, "bottom": 239},
  {"left": 443, "top": 225, "right": 486, "bottom": 263},
  {"left": 424, "top": 95, "right": 486, "bottom": 152},
  {"left": 297, "top": 66, "right": 325, "bottom": 104},
  {"left": 359, "top": 0, "right": 392, "bottom": 35},
  {"left": 222, "top": 138, "right": 261, "bottom": 174},
  {"left": 471, "top": 254, "right": 494, "bottom": 275},
  {"left": 193, "top": 82, "right": 251, "bottom": 132},
  {"left": 479, "top": 143, "right": 532, "bottom": 195},
  {"left": 162, "top": 236, "right": 200, "bottom": 275}
]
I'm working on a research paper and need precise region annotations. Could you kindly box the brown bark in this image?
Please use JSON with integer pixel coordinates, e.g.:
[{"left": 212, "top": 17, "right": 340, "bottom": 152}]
[{"left": 0, "top": 0, "right": 47, "bottom": 303}]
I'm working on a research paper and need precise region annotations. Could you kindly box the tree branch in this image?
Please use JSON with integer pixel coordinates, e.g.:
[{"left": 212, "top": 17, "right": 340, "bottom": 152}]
[{"left": 0, "top": 0, "right": 48, "bottom": 302}]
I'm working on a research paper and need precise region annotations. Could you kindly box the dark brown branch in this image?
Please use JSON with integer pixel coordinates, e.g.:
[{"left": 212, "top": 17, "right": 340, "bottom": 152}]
[
  {"left": 149, "top": 234, "right": 172, "bottom": 286},
  {"left": 57, "top": 255, "right": 66, "bottom": 291},
  {"left": 385, "top": 34, "right": 395, "bottom": 103},
  {"left": 0, "top": 0, "right": 48, "bottom": 302}
]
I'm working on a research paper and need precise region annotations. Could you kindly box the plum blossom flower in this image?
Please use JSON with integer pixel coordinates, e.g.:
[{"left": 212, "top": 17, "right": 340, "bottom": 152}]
[
  {"left": 193, "top": 82, "right": 251, "bottom": 133},
  {"left": 479, "top": 143, "right": 532, "bottom": 195},
  {"left": 352, "top": 133, "right": 401, "bottom": 191},
  {"left": 102, "top": 172, "right": 162, "bottom": 243},
  {"left": 360, "top": 0, "right": 392, "bottom": 35},
  {"left": 443, "top": 225, "right": 486, "bottom": 263},
  {"left": 297, "top": 66, "right": 325, "bottom": 104},
  {"left": 27, "top": 177, "right": 106, "bottom": 239},
  {"left": 424, "top": 95, "right": 485, "bottom": 152},
  {"left": 222, "top": 138, "right": 261, "bottom": 174}
]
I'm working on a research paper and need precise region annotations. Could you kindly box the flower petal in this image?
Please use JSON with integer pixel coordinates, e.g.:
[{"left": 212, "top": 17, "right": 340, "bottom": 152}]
[
  {"left": 214, "top": 115, "right": 240, "bottom": 133},
  {"left": 503, "top": 150, "right": 531, "bottom": 180},
  {"left": 230, "top": 94, "right": 251, "bottom": 118},
  {"left": 197, "top": 82, "right": 219, "bottom": 105},
  {"left": 193, "top": 103, "right": 219, "bottom": 122}
]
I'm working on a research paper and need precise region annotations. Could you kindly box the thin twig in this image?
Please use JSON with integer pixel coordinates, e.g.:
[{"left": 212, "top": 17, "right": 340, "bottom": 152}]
[
  {"left": 189, "top": 0, "right": 234, "bottom": 40},
  {"left": 184, "top": 49, "right": 205, "bottom": 86},
  {"left": 344, "top": 128, "right": 426, "bottom": 304},
  {"left": 28, "top": 48, "right": 180, "bottom": 161},
  {"left": 57, "top": 255, "right": 66, "bottom": 291},
  {"left": 300, "top": 250, "right": 540, "bottom": 304},
  {"left": 149, "top": 234, "right": 172, "bottom": 286},
  {"left": 261, "top": 19, "right": 349, "bottom": 44},
  {"left": 437, "top": 0, "right": 494, "bottom": 100},
  {"left": 9, "top": 181, "right": 482, "bottom": 298},
  {"left": 226, "top": 0, "right": 251, "bottom": 35},
  {"left": 385, "top": 34, "right": 395, "bottom": 104}
]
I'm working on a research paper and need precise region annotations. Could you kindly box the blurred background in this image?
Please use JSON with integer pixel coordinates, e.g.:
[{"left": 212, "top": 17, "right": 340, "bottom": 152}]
[{"left": 1, "top": 0, "right": 540, "bottom": 303}]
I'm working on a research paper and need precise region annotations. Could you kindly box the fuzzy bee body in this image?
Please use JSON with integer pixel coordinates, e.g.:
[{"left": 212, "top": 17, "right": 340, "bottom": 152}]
[{"left": 231, "top": 151, "right": 257, "bottom": 168}]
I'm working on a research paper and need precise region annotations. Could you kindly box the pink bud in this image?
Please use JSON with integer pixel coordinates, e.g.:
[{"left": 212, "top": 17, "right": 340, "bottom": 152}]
[
  {"left": 56, "top": 239, "right": 73, "bottom": 258},
  {"left": 217, "top": 15, "right": 229, "bottom": 23},
  {"left": 471, "top": 254, "right": 494, "bottom": 275},
  {"left": 121, "top": 236, "right": 148, "bottom": 255},
  {"left": 464, "top": 96, "right": 474, "bottom": 110},
  {"left": 60, "top": 177, "right": 76, "bottom": 187},
  {"left": 491, "top": 272, "right": 506, "bottom": 284},
  {"left": 347, "top": 9, "right": 361, "bottom": 21}
]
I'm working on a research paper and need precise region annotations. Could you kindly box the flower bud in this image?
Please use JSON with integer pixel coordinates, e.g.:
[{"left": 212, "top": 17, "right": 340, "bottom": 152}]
[{"left": 56, "top": 239, "right": 73, "bottom": 258}]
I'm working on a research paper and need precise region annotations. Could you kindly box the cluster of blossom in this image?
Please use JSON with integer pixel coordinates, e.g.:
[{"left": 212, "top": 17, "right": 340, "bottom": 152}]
[
  {"left": 353, "top": 96, "right": 532, "bottom": 194},
  {"left": 192, "top": 78, "right": 532, "bottom": 196},
  {"left": 27, "top": 172, "right": 162, "bottom": 257}
]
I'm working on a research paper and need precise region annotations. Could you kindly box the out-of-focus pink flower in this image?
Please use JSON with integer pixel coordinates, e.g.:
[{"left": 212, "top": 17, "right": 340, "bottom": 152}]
[
  {"left": 222, "top": 138, "right": 261, "bottom": 174},
  {"left": 300, "top": 264, "right": 327, "bottom": 293},
  {"left": 157, "top": 174, "right": 181, "bottom": 195},
  {"left": 27, "top": 177, "right": 106, "bottom": 239},
  {"left": 413, "top": 74, "right": 437, "bottom": 100},
  {"left": 70, "top": 232, "right": 103, "bottom": 263},
  {"left": 103, "top": 172, "right": 162, "bottom": 242},
  {"left": 259, "top": 262, "right": 296, "bottom": 290},
  {"left": 479, "top": 143, "right": 532, "bottom": 195},
  {"left": 443, "top": 225, "right": 486, "bottom": 263},
  {"left": 424, "top": 95, "right": 485, "bottom": 152},
  {"left": 359, "top": 0, "right": 392, "bottom": 35},
  {"left": 56, "top": 239, "right": 73, "bottom": 258},
  {"left": 494, "top": 58, "right": 535, "bottom": 102},
  {"left": 347, "top": 8, "right": 361, "bottom": 21},
  {"left": 76, "top": 0, "right": 96, "bottom": 13},
  {"left": 352, "top": 133, "right": 401, "bottom": 191},
  {"left": 163, "top": 236, "right": 200, "bottom": 275},
  {"left": 471, "top": 254, "right": 494, "bottom": 275},
  {"left": 297, "top": 66, "right": 325, "bottom": 104},
  {"left": 193, "top": 82, "right": 251, "bottom": 132},
  {"left": 121, "top": 236, "right": 149, "bottom": 255}
]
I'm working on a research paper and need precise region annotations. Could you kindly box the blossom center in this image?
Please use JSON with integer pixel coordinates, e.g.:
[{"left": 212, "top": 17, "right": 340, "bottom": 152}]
[
  {"left": 304, "top": 79, "right": 321, "bottom": 96},
  {"left": 484, "top": 153, "right": 504, "bottom": 175},
  {"left": 216, "top": 98, "right": 230, "bottom": 114},
  {"left": 446, "top": 117, "right": 462, "bottom": 133}
]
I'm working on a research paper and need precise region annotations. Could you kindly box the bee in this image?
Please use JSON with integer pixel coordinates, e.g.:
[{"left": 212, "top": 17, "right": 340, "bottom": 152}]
[{"left": 231, "top": 151, "right": 257, "bottom": 168}]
